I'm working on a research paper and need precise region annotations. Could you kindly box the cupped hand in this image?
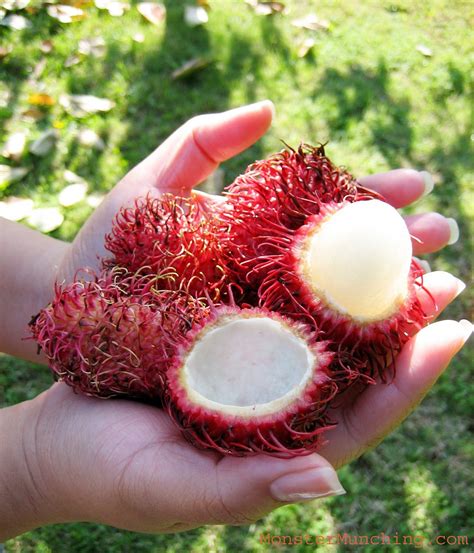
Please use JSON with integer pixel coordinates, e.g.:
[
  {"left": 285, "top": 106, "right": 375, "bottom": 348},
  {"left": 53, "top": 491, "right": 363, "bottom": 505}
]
[{"left": 25, "top": 102, "right": 470, "bottom": 533}]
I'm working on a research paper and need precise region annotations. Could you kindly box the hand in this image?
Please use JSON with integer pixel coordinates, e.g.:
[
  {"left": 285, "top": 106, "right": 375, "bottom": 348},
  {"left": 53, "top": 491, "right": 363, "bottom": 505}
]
[{"left": 1, "top": 102, "right": 470, "bottom": 539}]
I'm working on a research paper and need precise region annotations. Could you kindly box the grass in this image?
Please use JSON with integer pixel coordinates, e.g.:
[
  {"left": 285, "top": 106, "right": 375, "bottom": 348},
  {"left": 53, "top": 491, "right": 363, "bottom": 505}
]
[{"left": 1, "top": 0, "right": 473, "bottom": 551}]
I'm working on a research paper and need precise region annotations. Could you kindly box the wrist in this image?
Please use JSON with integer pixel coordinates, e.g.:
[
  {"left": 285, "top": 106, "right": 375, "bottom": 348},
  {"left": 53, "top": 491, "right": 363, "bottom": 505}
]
[{"left": 0, "top": 396, "right": 58, "bottom": 540}]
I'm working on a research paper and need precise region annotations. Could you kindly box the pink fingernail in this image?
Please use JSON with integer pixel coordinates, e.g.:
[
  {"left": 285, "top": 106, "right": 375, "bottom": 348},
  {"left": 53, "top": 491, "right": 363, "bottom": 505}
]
[
  {"left": 419, "top": 171, "right": 434, "bottom": 197},
  {"left": 458, "top": 319, "right": 473, "bottom": 342},
  {"left": 447, "top": 218, "right": 459, "bottom": 245},
  {"left": 270, "top": 467, "right": 346, "bottom": 503}
]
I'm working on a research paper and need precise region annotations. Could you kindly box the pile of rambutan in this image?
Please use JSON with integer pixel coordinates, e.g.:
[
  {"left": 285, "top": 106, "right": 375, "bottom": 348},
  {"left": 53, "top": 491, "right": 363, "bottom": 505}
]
[{"left": 30, "top": 145, "right": 429, "bottom": 457}]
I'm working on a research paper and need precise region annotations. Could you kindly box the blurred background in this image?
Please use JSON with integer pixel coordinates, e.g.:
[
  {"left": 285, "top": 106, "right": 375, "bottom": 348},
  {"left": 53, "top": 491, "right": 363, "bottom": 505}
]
[{"left": 0, "top": 0, "right": 472, "bottom": 551}]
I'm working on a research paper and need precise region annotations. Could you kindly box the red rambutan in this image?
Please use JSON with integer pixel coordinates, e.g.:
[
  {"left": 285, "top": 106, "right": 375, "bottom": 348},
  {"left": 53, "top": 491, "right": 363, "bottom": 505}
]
[{"left": 103, "top": 194, "right": 228, "bottom": 300}]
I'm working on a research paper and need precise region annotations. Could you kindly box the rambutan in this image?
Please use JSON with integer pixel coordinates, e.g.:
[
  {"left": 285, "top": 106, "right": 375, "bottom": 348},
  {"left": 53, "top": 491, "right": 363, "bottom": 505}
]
[
  {"left": 220, "top": 145, "right": 429, "bottom": 381},
  {"left": 103, "top": 194, "right": 228, "bottom": 300},
  {"left": 164, "top": 303, "right": 337, "bottom": 456},
  {"left": 30, "top": 268, "right": 208, "bottom": 399}
]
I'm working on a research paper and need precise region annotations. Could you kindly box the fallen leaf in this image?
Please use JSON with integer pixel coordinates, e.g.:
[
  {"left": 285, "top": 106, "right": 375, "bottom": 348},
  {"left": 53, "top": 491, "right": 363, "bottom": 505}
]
[
  {"left": 47, "top": 5, "right": 85, "bottom": 23},
  {"left": 65, "top": 54, "right": 81, "bottom": 67},
  {"left": 0, "top": 165, "right": 29, "bottom": 189},
  {"left": 77, "top": 128, "right": 105, "bottom": 149},
  {"left": 245, "top": 0, "right": 285, "bottom": 15},
  {"left": 27, "top": 207, "right": 64, "bottom": 233},
  {"left": 1, "top": 131, "right": 27, "bottom": 160},
  {"left": 21, "top": 107, "right": 45, "bottom": 121},
  {"left": 95, "top": 0, "right": 130, "bottom": 17},
  {"left": 78, "top": 37, "right": 106, "bottom": 57},
  {"left": 171, "top": 57, "right": 211, "bottom": 80},
  {"left": 416, "top": 44, "right": 432, "bottom": 57},
  {"left": 64, "top": 169, "right": 86, "bottom": 184},
  {"left": 292, "top": 13, "right": 330, "bottom": 31},
  {"left": 28, "top": 92, "right": 55, "bottom": 106},
  {"left": 0, "top": 44, "right": 13, "bottom": 59},
  {"left": 59, "top": 182, "right": 88, "bottom": 206},
  {"left": 137, "top": 2, "right": 165, "bottom": 26},
  {"left": 184, "top": 5, "right": 208, "bottom": 26},
  {"left": 29, "top": 129, "right": 58, "bottom": 156},
  {"left": 0, "top": 0, "right": 30, "bottom": 10},
  {"left": 40, "top": 39, "right": 53, "bottom": 54},
  {"left": 0, "top": 196, "right": 34, "bottom": 221},
  {"left": 86, "top": 193, "right": 104, "bottom": 208},
  {"left": 297, "top": 37, "right": 316, "bottom": 58},
  {"left": 0, "top": 14, "right": 32, "bottom": 30},
  {"left": 60, "top": 94, "right": 116, "bottom": 117}
]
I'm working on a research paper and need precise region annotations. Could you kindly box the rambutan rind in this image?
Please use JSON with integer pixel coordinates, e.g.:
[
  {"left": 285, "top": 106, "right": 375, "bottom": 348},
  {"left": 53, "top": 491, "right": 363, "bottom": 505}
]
[{"left": 163, "top": 305, "right": 337, "bottom": 457}]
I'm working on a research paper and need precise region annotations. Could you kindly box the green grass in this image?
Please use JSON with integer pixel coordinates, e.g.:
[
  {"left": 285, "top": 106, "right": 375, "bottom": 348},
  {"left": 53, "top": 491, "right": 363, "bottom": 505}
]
[{"left": 1, "top": 0, "right": 473, "bottom": 551}]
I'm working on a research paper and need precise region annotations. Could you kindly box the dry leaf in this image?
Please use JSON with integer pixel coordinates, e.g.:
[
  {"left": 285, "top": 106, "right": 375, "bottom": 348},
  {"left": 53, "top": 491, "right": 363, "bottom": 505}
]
[
  {"left": 0, "top": 14, "right": 32, "bottom": 30},
  {"left": 137, "top": 2, "right": 165, "bottom": 26},
  {"left": 65, "top": 54, "right": 81, "bottom": 67},
  {"left": 1, "top": 131, "right": 27, "bottom": 160},
  {"left": 0, "top": 44, "right": 13, "bottom": 59},
  {"left": 297, "top": 37, "right": 315, "bottom": 58},
  {"left": 184, "top": 5, "right": 208, "bottom": 26},
  {"left": 245, "top": 0, "right": 285, "bottom": 15},
  {"left": 0, "top": 196, "right": 34, "bottom": 221},
  {"left": 27, "top": 207, "right": 64, "bottom": 233},
  {"left": 77, "top": 128, "right": 105, "bottom": 149},
  {"left": 47, "top": 5, "right": 85, "bottom": 23},
  {"left": 78, "top": 37, "right": 106, "bottom": 57},
  {"left": 28, "top": 93, "right": 55, "bottom": 106},
  {"left": 63, "top": 169, "right": 86, "bottom": 184},
  {"left": 0, "top": 0, "right": 30, "bottom": 10},
  {"left": 171, "top": 57, "right": 211, "bottom": 80},
  {"left": 0, "top": 165, "right": 29, "bottom": 189},
  {"left": 86, "top": 193, "right": 104, "bottom": 208},
  {"left": 60, "top": 94, "right": 116, "bottom": 117},
  {"left": 21, "top": 107, "right": 45, "bottom": 121},
  {"left": 29, "top": 129, "right": 58, "bottom": 156},
  {"left": 40, "top": 40, "right": 53, "bottom": 54},
  {"left": 416, "top": 44, "right": 432, "bottom": 57},
  {"left": 292, "top": 13, "right": 330, "bottom": 31},
  {"left": 95, "top": 0, "right": 130, "bottom": 17},
  {"left": 59, "top": 182, "right": 88, "bottom": 206}
]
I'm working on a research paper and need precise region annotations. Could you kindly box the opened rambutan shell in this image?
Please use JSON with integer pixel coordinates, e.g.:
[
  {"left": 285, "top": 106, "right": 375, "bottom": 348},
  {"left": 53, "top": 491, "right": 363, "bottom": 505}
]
[
  {"left": 103, "top": 194, "right": 228, "bottom": 300},
  {"left": 163, "top": 305, "right": 337, "bottom": 457},
  {"left": 30, "top": 268, "right": 209, "bottom": 399},
  {"left": 219, "top": 145, "right": 429, "bottom": 384}
]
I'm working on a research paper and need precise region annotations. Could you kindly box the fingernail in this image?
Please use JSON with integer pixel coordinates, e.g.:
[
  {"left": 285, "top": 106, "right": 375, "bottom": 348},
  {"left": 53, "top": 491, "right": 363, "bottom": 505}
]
[
  {"left": 264, "top": 99, "right": 276, "bottom": 119},
  {"left": 454, "top": 278, "right": 466, "bottom": 298},
  {"left": 413, "top": 256, "right": 431, "bottom": 273},
  {"left": 270, "top": 467, "right": 346, "bottom": 503},
  {"left": 458, "top": 319, "right": 473, "bottom": 342},
  {"left": 419, "top": 171, "right": 434, "bottom": 197},
  {"left": 446, "top": 218, "right": 459, "bottom": 245}
]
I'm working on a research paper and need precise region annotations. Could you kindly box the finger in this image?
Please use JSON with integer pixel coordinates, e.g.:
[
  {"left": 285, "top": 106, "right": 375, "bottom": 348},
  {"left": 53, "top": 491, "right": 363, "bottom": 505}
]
[
  {"left": 124, "top": 100, "right": 275, "bottom": 197},
  {"left": 415, "top": 271, "right": 465, "bottom": 321},
  {"left": 320, "top": 320, "right": 472, "bottom": 469},
  {"left": 406, "top": 212, "right": 459, "bottom": 254},
  {"left": 358, "top": 169, "right": 431, "bottom": 208}
]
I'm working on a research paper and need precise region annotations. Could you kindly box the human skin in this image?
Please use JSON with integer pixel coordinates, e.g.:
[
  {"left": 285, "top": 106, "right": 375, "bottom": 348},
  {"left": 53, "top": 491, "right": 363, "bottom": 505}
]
[{"left": 0, "top": 101, "right": 471, "bottom": 540}]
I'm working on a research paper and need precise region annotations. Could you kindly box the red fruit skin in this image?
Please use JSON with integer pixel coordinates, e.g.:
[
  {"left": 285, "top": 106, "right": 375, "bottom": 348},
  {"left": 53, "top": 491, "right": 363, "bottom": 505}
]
[
  {"left": 164, "top": 306, "right": 338, "bottom": 457},
  {"left": 218, "top": 145, "right": 429, "bottom": 385},
  {"left": 30, "top": 268, "right": 209, "bottom": 399},
  {"left": 103, "top": 194, "right": 229, "bottom": 301}
]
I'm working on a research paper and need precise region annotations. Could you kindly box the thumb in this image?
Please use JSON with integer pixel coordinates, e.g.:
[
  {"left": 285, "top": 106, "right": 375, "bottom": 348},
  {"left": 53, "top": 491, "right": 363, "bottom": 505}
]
[{"left": 212, "top": 453, "right": 345, "bottom": 525}]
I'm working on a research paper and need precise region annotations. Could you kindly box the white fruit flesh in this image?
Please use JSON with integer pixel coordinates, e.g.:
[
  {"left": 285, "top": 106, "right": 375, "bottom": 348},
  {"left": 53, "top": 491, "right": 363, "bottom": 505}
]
[
  {"left": 182, "top": 317, "right": 316, "bottom": 416},
  {"left": 304, "top": 199, "right": 412, "bottom": 322}
]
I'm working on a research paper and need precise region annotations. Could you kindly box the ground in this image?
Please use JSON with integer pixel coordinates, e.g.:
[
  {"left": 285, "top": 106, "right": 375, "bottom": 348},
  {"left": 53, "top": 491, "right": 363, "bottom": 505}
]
[{"left": 1, "top": 1, "right": 472, "bottom": 551}]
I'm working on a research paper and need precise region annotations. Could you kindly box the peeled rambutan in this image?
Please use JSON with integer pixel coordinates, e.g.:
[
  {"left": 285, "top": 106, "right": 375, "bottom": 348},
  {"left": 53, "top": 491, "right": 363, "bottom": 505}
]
[
  {"left": 103, "top": 194, "right": 228, "bottom": 300},
  {"left": 163, "top": 303, "right": 337, "bottom": 456},
  {"left": 30, "top": 268, "right": 208, "bottom": 399},
  {"left": 220, "top": 145, "right": 429, "bottom": 382}
]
